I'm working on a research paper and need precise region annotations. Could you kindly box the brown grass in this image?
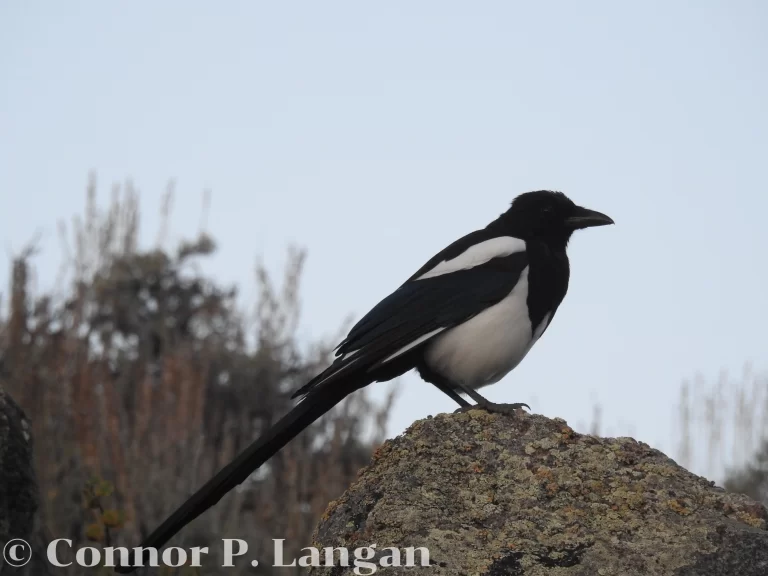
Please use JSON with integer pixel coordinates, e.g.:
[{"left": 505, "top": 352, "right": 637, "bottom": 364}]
[{"left": 0, "top": 175, "right": 396, "bottom": 574}]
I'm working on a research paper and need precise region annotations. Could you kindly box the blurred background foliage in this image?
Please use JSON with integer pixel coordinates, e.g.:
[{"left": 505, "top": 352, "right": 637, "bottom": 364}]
[
  {"left": 0, "top": 176, "right": 765, "bottom": 574},
  {"left": 0, "top": 177, "right": 395, "bottom": 574}
]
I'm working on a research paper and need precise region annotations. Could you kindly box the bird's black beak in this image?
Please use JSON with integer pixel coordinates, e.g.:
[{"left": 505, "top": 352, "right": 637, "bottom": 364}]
[{"left": 566, "top": 205, "right": 615, "bottom": 230}]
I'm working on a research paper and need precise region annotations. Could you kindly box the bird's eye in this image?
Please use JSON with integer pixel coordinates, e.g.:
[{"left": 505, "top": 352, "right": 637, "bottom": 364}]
[{"left": 542, "top": 205, "right": 553, "bottom": 214}]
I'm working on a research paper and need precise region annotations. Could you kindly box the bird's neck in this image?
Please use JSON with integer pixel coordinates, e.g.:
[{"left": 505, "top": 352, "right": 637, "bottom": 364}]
[
  {"left": 539, "top": 233, "right": 571, "bottom": 255},
  {"left": 485, "top": 218, "right": 571, "bottom": 255}
]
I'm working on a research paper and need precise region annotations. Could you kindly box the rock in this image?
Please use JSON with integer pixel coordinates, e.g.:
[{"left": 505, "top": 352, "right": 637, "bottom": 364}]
[
  {"left": 311, "top": 410, "right": 768, "bottom": 575},
  {"left": 0, "top": 385, "right": 59, "bottom": 576},
  {"left": 0, "top": 385, "right": 38, "bottom": 546}
]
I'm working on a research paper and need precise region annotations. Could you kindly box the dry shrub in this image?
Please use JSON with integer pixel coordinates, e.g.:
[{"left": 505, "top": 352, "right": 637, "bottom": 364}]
[
  {"left": 0, "top": 175, "right": 396, "bottom": 574},
  {"left": 675, "top": 365, "right": 768, "bottom": 504}
]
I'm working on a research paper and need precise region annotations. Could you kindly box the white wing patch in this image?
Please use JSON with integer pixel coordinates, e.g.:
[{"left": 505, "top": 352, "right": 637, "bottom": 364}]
[
  {"left": 416, "top": 236, "right": 526, "bottom": 280},
  {"left": 311, "top": 354, "right": 364, "bottom": 388},
  {"left": 379, "top": 327, "right": 447, "bottom": 364},
  {"left": 338, "top": 348, "right": 360, "bottom": 361}
]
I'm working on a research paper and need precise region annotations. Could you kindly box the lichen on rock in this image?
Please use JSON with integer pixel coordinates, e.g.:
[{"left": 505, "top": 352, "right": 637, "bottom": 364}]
[{"left": 311, "top": 410, "right": 768, "bottom": 575}]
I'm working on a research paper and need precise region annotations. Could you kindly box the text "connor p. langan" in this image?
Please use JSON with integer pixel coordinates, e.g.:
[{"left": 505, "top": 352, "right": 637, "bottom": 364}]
[{"left": 46, "top": 538, "right": 431, "bottom": 574}]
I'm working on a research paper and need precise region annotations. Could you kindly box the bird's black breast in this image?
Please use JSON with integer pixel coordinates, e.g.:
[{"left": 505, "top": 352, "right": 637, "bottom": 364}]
[{"left": 525, "top": 241, "right": 570, "bottom": 330}]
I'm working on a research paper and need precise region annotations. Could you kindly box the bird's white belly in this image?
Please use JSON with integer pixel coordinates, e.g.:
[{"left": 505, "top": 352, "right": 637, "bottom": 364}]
[{"left": 423, "top": 267, "right": 548, "bottom": 389}]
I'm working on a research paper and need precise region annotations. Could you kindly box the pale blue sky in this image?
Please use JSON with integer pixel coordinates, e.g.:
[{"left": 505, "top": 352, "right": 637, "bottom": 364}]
[{"left": 1, "top": 1, "right": 766, "bottom": 480}]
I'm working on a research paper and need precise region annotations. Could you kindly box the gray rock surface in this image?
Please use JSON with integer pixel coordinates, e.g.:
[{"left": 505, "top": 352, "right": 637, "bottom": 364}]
[{"left": 311, "top": 409, "right": 768, "bottom": 575}]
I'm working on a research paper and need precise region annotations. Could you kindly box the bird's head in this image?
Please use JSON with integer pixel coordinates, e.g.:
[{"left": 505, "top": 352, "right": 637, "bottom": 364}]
[{"left": 497, "top": 190, "right": 614, "bottom": 247}]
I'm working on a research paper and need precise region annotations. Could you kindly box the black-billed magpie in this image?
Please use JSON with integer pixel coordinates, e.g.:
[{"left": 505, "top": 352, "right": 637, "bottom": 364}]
[{"left": 116, "top": 190, "right": 613, "bottom": 572}]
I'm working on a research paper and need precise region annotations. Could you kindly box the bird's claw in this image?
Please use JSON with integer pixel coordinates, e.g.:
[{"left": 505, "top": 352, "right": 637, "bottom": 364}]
[{"left": 454, "top": 401, "right": 530, "bottom": 415}]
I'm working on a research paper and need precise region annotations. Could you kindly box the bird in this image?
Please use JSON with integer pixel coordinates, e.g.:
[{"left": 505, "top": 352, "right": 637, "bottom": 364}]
[{"left": 115, "top": 190, "right": 613, "bottom": 572}]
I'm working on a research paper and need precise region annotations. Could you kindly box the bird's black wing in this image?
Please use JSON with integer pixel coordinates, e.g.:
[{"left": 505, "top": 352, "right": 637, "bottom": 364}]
[{"left": 292, "top": 246, "right": 529, "bottom": 399}]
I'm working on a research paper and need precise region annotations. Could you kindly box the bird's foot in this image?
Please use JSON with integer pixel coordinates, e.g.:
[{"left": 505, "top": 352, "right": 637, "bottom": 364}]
[{"left": 454, "top": 401, "right": 530, "bottom": 415}]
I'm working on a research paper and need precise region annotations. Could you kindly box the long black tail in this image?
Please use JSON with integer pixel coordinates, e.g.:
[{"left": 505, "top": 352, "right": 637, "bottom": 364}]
[{"left": 115, "top": 381, "right": 358, "bottom": 573}]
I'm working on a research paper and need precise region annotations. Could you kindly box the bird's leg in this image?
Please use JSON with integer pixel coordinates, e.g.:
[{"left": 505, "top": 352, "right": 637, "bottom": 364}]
[
  {"left": 452, "top": 382, "right": 530, "bottom": 415},
  {"left": 428, "top": 378, "right": 471, "bottom": 408}
]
